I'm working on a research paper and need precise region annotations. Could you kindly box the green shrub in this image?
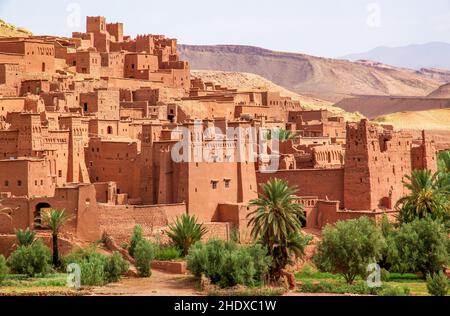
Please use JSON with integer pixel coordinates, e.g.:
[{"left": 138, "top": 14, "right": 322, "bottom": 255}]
[
  {"left": 65, "top": 247, "right": 107, "bottom": 286},
  {"left": 167, "top": 214, "right": 207, "bottom": 256},
  {"left": 313, "top": 217, "right": 386, "bottom": 284},
  {"left": 134, "top": 240, "right": 154, "bottom": 277},
  {"left": 426, "top": 271, "right": 448, "bottom": 296},
  {"left": 379, "top": 286, "right": 411, "bottom": 296},
  {"left": 8, "top": 240, "right": 52, "bottom": 277},
  {"left": 387, "top": 217, "right": 449, "bottom": 276},
  {"left": 187, "top": 240, "right": 270, "bottom": 288},
  {"left": 298, "top": 281, "right": 402, "bottom": 296},
  {"left": 244, "top": 243, "right": 271, "bottom": 282},
  {"left": 105, "top": 252, "right": 129, "bottom": 283},
  {"left": 0, "top": 255, "right": 8, "bottom": 285},
  {"left": 78, "top": 252, "right": 107, "bottom": 286},
  {"left": 15, "top": 228, "right": 36, "bottom": 246},
  {"left": 380, "top": 269, "right": 390, "bottom": 282},
  {"left": 64, "top": 248, "right": 128, "bottom": 286},
  {"left": 298, "top": 263, "right": 317, "bottom": 278},
  {"left": 154, "top": 245, "right": 182, "bottom": 261},
  {"left": 129, "top": 225, "right": 144, "bottom": 258},
  {"left": 120, "top": 242, "right": 129, "bottom": 250}
]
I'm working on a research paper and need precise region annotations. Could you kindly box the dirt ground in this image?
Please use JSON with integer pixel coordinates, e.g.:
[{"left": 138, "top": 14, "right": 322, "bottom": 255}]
[{"left": 90, "top": 270, "right": 201, "bottom": 296}]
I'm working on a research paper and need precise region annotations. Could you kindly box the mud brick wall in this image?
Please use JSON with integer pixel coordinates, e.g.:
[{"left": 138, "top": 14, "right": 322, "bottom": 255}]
[
  {"left": 98, "top": 203, "right": 186, "bottom": 242},
  {"left": 202, "top": 222, "right": 231, "bottom": 242}
]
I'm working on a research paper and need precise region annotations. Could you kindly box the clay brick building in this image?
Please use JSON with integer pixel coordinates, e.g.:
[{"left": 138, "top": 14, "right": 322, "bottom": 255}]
[{"left": 0, "top": 16, "right": 448, "bottom": 255}]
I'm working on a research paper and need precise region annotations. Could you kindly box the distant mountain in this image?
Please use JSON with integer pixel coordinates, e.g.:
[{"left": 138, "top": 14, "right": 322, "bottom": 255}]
[
  {"left": 179, "top": 44, "right": 441, "bottom": 102},
  {"left": 191, "top": 70, "right": 365, "bottom": 122},
  {"left": 342, "top": 42, "right": 450, "bottom": 70}
]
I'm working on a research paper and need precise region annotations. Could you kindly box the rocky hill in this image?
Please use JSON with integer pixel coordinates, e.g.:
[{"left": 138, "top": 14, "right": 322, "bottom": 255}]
[
  {"left": 428, "top": 83, "right": 450, "bottom": 98},
  {"left": 0, "top": 19, "right": 31, "bottom": 37},
  {"left": 179, "top": 45, "right": 441, "bottom": 103}
]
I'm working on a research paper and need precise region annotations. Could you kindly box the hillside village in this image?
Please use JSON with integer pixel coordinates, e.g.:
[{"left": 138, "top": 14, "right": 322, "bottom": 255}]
[{"left": 0, "top": 16, "right": 449, "bottom": 297}]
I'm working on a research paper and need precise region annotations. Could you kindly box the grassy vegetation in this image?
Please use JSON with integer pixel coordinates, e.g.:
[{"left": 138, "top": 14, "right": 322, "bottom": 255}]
[
  {"left": 295, "top": 265, "right": 449, "bottom": 296},
  {"left": 153, "top": 244, "right": 184, "bottom": 261},
  {"left": 0, "top": 273, "right": 90, "bottom": 296},
  {"left": 207, "top": 286, "right": 286, "bottom": 296}
]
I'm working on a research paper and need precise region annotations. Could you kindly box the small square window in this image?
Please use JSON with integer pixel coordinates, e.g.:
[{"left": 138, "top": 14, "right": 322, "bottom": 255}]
[
  {"left": 224, "top": 180, "right": 231, "bottom": 188},
  {"left": 211, "top": 181, "right": 218, "bottom": 190}
]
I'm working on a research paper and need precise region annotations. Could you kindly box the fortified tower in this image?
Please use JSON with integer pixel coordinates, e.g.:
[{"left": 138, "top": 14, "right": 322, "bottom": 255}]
[
  {"left": 59, "top": 116, "right": 90, "bottom": 184},
  {"left": 344, "top": 120, "right": 414, "bottom": 210}
]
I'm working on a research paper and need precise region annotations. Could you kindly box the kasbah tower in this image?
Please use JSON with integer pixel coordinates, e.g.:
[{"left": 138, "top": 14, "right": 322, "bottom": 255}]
[{"left": 0, "top": 16, "right": 447, "bottom": 255}]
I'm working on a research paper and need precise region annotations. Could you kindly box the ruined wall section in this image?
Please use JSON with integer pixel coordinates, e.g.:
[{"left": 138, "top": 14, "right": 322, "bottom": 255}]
[{"left": 98, "top": 203, "right": 186, "bottom": 242}]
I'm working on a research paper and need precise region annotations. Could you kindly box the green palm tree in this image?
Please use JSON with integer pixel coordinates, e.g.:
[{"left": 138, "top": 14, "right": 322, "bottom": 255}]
[
  {"left": 396, "top": 170, "right": 449, "bottom": 225},
  {"left": 248, "top": 178, "right": 309, "bottom": 279},
  {"left": 167, "top": 214, "right": 208, "bottom": 256},
  {"left": 15, "top": 228, "right": 36, "bottom": 246},
  {"left": 437, "top": 151, "right": 450, "bottom": 174},
  {"left": 41, "top": 209, "right": 73, "bottom": 267},
  {"left": 266, "top": 129, "right": 297, "bottom": 142}
]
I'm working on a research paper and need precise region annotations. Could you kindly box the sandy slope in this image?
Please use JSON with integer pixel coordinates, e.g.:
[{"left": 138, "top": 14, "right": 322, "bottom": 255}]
[
  {"left": 374, "top": 108, "right": 450, "bottom": 131},
  {"left": 0, "top": 20, "right": 31, "bottom": 37}
]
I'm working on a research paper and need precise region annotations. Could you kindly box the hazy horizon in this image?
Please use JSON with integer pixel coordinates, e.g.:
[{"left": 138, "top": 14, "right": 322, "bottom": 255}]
[{"left": 1, "top": 0, "right": 450, "bottom": 58}]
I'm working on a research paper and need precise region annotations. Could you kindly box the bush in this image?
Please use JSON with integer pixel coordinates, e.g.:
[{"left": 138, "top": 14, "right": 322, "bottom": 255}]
[
  {"left": 426, "top": 271, "right": 448, "bottom": 296},
  {"left": 387, "top": 217, "right": 449, "bottom": 276},
  {"left": 245, "top": 243, "right": 271, "bottom": 282},
  {"left": 134, "top": 240, "right": 155, "bottom": 277},
  {"left": 298, "top": 281, "right": 407, "bottom": 296},
  {"left": 187, "top": 240, "right": 270, "bottom": 288},
  {"left": 380, "top": 269, "right": 390, "bottom": 282},
  {"left": 379, "top": 286, "right": 411, "bottom": 296},
  {"left": 0, "top": 255, "right": 8, "bottom": 285},
  {"left": 129, "top": 225, "right": 144, "bottom": 258},
  {"left": 78, "top": 252, "right": 107, "bottom": 286},
  {"left": 299, "top": 281, "right": 376, "bottom": 295},
  {"left": 313, "top": 217, "right": 386, "bottom": 284},
  {"left": 15, "top": 228, "right": 36, "bottom": 246},
  {"left": 8, "top": 240, "right": 52, "bottom": 277},
  {"left": 154, "top": 245, "right": 182, "bottom": 261},
  {"left": 105, "top": 252, "right": 129, "bottom": 283},
  {"left": 298, "top": 263, "right": 317, "bottom": 278},
  {"left": 64, "top": 247, "right": 128, "bottom": 286},
  {"left": 167, "top": 214, "right": 207, "bottom": 256}
]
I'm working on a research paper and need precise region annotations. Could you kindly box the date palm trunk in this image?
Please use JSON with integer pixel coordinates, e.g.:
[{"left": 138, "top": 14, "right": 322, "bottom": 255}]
[{"left": 52, "top": 233, "right": 60, "bottom": 267}]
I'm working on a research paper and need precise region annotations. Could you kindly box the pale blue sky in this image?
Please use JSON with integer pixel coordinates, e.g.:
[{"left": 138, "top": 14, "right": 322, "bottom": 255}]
[{"left": 1, "top": 0, "right": 449, "bottom": 57}]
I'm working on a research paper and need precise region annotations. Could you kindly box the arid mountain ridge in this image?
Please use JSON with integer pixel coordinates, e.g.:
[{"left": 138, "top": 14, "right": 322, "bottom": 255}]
[
  {"left": 179, "top": 44, "right": 448, "bottom": 103},
  {"left": 342, "top": 42, "right": 450, "bottom": 70}
]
